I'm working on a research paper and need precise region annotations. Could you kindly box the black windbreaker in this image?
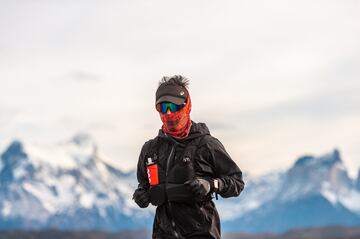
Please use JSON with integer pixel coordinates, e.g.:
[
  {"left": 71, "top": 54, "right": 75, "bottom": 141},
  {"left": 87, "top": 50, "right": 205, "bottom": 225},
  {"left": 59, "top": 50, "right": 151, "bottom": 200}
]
[{"left": 136, "top": 121, "right": 245, "bottom": 239}]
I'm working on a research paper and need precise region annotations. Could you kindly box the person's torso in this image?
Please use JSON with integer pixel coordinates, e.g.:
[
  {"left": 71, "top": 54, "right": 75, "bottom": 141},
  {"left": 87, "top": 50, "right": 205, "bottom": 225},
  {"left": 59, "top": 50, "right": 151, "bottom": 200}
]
[{"left": 145, "top": 135, "right": 212, "bottom": 205}]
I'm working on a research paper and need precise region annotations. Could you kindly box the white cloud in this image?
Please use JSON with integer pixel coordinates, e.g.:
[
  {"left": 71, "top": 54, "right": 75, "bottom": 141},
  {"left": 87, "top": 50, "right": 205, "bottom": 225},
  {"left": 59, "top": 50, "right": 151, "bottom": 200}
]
[{"left": 0, "top": 0, "right": 359, "bottom": 177}]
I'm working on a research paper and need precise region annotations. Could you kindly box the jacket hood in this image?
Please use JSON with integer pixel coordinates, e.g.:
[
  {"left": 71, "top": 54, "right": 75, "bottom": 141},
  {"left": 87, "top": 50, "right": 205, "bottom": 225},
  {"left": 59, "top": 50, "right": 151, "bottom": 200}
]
[{"left": 158, "top": 121, "right": 210, "bottom": 144}]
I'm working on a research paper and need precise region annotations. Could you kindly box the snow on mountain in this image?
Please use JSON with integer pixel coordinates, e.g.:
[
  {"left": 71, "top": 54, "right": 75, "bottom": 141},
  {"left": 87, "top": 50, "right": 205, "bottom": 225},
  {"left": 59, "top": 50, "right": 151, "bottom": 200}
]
[
  {"left": 1, "top": 136, "right": 359, "bottom": 233},
  {"left": 219, "top": 149, "right": 360, "bottom": 233},
  {"left": 215, "top": 170, "right": 285, "bottom": 221},
  {"left": 282, "top": 149, "right": 354, "bottom": 202},
  {"left": 356, "top": 170, "right": 360, "bottom": 191},
  {"left": 0, "top": 134, "right": 153, "bottom": 230},
  {"left": 0, "top": 156, "right": 3, "bottom": 173}
]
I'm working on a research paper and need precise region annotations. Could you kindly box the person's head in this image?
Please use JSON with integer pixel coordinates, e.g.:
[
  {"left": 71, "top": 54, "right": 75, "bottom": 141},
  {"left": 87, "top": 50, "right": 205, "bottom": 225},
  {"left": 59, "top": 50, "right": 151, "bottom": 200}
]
[{"left": 155, "top": 75, "right": 192, "bottom": 138}]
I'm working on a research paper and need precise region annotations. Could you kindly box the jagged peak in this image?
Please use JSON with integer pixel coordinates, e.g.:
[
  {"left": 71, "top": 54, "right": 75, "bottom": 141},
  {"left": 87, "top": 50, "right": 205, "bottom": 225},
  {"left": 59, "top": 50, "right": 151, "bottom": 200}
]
[
  {"left": 69, "top": 132, "right": 96, "bottom": 148},
  {"left": 319, "top": 148, "right": 342, "bottom": 166},
  {"left": 1, "top": 139, "right": 27, "bottom": 161},
  {"left": 332, "top": 148, "right": 341, "bottom": 161},
  {"left": 5, "top": 140, "right": 24, "bottom": 151},
  {"left": 293, "top": 148, "right": 342, "bottom": 169},
  {"left": 294, "top": 155, "right": 315, "bottom": 167},
  {"left": 356, "top": 169, "right": 360, "bottom": 191}
]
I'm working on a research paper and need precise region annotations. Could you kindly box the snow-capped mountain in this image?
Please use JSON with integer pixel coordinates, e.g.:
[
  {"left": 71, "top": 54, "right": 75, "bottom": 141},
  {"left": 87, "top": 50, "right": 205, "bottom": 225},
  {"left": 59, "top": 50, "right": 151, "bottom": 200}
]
[
  {"left": 356, "top": 170, "right": 360, "bottom": 191},
  {"left": 1, "top": 135, "right": 359, "bottom": 233},
  {"left": 0, "top": 134, "right": 153, "bottom": 230},
  {"left": 218, "top": 149, "right": 360, "bottom": 233}
]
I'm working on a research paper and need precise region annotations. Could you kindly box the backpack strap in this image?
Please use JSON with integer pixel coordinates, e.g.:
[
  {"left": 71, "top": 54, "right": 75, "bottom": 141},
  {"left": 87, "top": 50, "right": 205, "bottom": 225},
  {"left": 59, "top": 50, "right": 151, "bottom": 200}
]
[{"left": 144, "top": 136, "right": 161, "bottom": 165}]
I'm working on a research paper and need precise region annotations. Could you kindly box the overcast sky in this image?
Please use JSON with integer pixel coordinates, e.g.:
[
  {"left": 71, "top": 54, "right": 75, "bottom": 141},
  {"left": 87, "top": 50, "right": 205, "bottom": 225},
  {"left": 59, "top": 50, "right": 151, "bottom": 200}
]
[{"left": 1, "top": 0, "right": 360, "bottom": 178}]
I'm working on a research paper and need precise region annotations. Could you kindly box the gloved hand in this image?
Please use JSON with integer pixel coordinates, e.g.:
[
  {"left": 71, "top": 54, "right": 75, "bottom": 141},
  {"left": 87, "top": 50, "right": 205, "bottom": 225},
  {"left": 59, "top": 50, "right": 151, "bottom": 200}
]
[
  {"left": 184, "top": 178, "right": 211, "bottom": 198},
  {"left": 132, "top": 187, "right": 150, "bottom": 208}
]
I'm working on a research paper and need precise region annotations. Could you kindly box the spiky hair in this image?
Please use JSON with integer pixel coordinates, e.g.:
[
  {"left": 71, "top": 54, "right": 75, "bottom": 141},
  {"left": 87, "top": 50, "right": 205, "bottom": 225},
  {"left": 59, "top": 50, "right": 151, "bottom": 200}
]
[{"left": 159, "top": 75, "right": 189, "bottom": 89}]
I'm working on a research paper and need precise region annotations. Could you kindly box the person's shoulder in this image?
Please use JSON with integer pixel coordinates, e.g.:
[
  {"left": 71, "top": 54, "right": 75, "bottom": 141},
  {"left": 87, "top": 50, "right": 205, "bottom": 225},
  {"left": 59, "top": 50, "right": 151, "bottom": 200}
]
[
  {"left": 202, "top": 134, "right": 225, "bottom": 150},
  {"left": 141, "top": 136, "right": 160, "bottom": 151}
]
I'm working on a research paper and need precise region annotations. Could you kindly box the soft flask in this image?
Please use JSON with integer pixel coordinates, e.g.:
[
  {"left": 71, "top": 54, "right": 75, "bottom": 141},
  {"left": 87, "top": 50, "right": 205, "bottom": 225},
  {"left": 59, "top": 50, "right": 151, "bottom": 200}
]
[{"left": 146, "top": 157, "right": 159, "bottom": 186}]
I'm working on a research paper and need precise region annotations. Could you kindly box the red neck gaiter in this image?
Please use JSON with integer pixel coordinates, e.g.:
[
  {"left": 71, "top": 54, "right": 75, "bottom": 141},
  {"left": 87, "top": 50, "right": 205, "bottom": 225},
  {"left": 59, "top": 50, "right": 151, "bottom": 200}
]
[{"left": 160, "top": 96, "right": 192, "bottom": 139}]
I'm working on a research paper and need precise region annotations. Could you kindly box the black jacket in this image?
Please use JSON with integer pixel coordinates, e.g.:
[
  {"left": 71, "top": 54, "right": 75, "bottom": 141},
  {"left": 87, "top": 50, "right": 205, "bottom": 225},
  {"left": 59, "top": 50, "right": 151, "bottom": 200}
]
[{"left": 136, "top": 121, "right": 245, "bottom": 239}]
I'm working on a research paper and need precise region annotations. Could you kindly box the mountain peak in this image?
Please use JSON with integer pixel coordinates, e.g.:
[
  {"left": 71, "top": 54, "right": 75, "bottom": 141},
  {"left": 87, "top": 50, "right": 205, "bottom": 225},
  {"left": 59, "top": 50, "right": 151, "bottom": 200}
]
[
  {"left": 293, "top": 148, "right": 342, "bottom": 168},
  {"left": 0, "top": 140, "right": 30, "bottom": 182},
  {"left": 282, "top": 148, "right": 352, "bottom": 202},
  {"left": 332, "top": 148, "right": 341, "bottom": 160},
  {"left": 3, "top": 139, "right": 24, "bottom": 152},
  {"left": 69, "top": 133, "right": 96, "bottom": 147},
  {"left": 319, "top": 148, "right": 342, "bottom": 168},
  {"left": 356, "top": 169, "right": 360, "bottom": 191},
  {"left": 294, "top": 155, "right": 314, "bottom": 167},
  {"left": 1, "top": 140, "right": 27, "bottom": 164}
]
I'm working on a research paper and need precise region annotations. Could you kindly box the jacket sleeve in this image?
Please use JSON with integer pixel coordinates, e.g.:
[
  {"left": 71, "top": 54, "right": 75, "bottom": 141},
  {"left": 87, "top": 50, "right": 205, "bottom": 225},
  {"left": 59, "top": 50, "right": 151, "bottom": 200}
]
[
  {"left": 206, "top": 136, "right": 245, "bottom": 198},
  {"left": 136, "top": 141, "right": 150, "bottom": 190}
]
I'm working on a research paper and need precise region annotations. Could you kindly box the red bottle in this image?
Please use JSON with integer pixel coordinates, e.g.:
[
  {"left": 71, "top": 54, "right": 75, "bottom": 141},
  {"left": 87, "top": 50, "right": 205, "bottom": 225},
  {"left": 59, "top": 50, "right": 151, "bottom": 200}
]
[{"left": 146, "top": 157, "right": 159, "bottom": 186}]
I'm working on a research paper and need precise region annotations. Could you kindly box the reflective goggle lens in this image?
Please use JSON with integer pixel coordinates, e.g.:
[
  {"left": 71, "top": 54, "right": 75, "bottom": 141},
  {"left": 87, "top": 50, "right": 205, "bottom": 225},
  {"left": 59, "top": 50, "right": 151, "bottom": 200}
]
[{"left": 156, "top": 102, "right": 184, "bottom": 113}]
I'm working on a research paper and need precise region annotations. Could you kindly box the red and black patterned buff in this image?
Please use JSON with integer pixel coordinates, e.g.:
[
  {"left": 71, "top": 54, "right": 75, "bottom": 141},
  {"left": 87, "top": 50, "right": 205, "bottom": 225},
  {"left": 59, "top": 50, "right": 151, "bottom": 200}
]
[{"left": 159, "top": 96, "right": 192, "bottom": 139}]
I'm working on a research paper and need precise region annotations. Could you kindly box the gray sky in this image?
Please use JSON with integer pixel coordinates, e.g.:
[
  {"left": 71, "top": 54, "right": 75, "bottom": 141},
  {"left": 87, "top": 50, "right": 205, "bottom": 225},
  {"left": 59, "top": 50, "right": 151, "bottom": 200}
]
[{"left": 1, "top": 0, "right": 360, "bottom": 178}]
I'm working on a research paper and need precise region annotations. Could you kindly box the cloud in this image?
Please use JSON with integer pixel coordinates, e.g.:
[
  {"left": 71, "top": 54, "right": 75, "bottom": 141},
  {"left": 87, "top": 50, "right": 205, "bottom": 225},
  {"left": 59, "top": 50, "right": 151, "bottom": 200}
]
[
  {"left": 240, "top": 88, "right": 360, "bottom": 123},
  {"left": 0, "top": 107, "right": 22, "bottom": 125},
  {"left": 67, "top": 71, "right": 101, "bottom": 82},
  {"left": 0, "top": 0, "right": 359, "bottom": 177}
]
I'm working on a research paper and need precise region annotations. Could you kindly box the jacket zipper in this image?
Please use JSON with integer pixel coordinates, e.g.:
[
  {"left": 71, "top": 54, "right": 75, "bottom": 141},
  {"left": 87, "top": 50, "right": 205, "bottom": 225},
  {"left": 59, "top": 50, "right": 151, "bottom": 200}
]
[
  {"left": 165, "top": 145, "right": 180, "bottom": 238},
  {"left": 165, "top": 145, "right": 174, "bottom": 178}
]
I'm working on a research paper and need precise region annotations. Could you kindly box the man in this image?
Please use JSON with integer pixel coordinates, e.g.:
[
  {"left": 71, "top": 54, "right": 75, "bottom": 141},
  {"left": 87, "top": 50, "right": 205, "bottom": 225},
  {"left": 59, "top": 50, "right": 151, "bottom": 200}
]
[{"left": 132, "top": 75, "right": 245, "bottom": 239}]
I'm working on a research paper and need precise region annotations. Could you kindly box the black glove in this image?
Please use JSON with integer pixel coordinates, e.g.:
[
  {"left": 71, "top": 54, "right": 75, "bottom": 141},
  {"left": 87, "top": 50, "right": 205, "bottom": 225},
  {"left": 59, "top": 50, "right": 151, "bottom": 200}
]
[
  {"left": 132, "top": 187, "right": 150, "bottom": 208},
  {"left": 184, "top": 178, "right": 211, "bottom": 198}
]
